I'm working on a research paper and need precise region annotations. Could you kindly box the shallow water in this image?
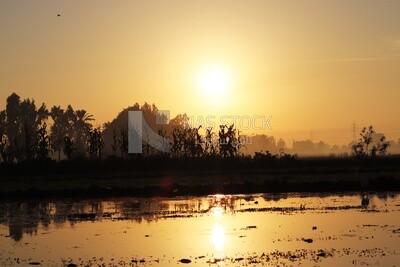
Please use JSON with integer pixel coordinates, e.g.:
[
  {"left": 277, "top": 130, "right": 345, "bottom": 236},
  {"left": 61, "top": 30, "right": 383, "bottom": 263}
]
[{"left": 0, "top": 192, "right": 399, "bottom": 266}]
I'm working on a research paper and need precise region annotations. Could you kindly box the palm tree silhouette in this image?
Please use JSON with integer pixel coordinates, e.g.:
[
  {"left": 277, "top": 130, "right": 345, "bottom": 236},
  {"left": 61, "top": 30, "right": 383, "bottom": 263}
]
[
  {"left": 70, "top": 109, "right": 94, "bottom": 156},
  {"left": 17, "top": 98, "right": 48, "bottom": 160},
  {"left": 50, "top": 106, "right": 68, "bottom": 161}
]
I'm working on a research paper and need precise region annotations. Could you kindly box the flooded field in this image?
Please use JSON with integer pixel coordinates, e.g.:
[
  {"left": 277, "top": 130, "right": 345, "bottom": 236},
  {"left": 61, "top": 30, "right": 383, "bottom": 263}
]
[{"left": 0, "top": 192, "right": 399, "bottom": 266}]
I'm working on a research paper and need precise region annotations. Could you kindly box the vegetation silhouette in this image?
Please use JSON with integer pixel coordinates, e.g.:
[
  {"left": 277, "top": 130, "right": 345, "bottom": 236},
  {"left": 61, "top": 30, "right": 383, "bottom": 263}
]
[
  {"left": 0, "top": 93, "right": 397, "bottom": 165},
  {"left": 352, "top": 125, "right": 390, "bottom": 157},
  {"left": 1, "top": 92, "right": 400, "bottom": 198}
]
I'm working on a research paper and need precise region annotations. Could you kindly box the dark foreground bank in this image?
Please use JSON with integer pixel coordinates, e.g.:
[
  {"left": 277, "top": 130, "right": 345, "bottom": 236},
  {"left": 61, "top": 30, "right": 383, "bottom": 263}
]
[
  {"left": 1, "top": 176, "right": 400, "bottom": 200},
  {"left": 1, "top": 156, "right": 400, "bottom": 199}
]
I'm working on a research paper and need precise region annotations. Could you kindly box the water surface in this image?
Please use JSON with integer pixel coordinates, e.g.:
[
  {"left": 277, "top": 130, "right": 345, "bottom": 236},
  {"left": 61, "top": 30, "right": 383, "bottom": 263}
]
[{"left": 1, "top": 192, "right": 399, "bottom": 266}]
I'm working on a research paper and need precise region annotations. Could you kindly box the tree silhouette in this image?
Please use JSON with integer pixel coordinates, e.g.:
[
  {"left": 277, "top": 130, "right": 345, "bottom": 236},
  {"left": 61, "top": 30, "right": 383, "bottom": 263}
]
[
  {"left": 376, "top": 135, "right": 390, "bottom": 156},
  {"left": 169, "top": 123, "right": 203, "bottom": 158},
  {"left": 88, "top": 127, "right": 104, "bottom": 160},
  {"left": 36, "top": 123, "right": 51, "bottom": 160},
  {"left": 277, "top": 138, "right": 286, "bottom": 151},
  {"left": 1, "top": 94, "right": 49, "bottom": 161},
  {"left": 169, "top": 114, "right": 190, "bottom": 158},
  {"left": 19, "top": 98, "right": 49, "bottom": 160},
  {"left": 0, "top": 93, "right": 397, "bottom": 163},
  {"left": 73, "top": 109, "right": 94, "bottom": 157},
  {"left": 218, "top": 124, "right": 239, "bottom": 157},
  {"left": 101, "top": 102, "right": 168, "bottom": 157},
  {"left": 111, "top": 128, "right": 120, "bottom": 155},
  {"left": 352, "top": 125, "right": 390, "bottom": 157},
  {"left": 171, "top": 128, "right": 183, "bottom": 157},
  {"left": 50, "top": 106, "right": 68, "bottom": 161},
  {"left": 119, "top": 128, "right": 128, "bottom": 158},
  {"left": 183, "top": 126, "right": 203, "bottom": 157},
  {"left": 63, "top": 136, "right": 75, "bottom": 160},
  {"left": 191, "top": 126, "right": 203, "bottom": 157},
  {"left": 5, "top": 93, "right": 21, "bottom": 162},
  {"left": 204, "top": 127, "right": 217, "bottom": 156},
  {"left": 166, "top": 115, "right": 228, "bottom": 158}
]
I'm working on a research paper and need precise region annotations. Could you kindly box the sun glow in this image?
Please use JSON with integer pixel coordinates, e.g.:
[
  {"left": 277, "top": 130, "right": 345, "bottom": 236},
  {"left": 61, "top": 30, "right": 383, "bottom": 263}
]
[{"left": 196, "top": 63, "right": 233, "bottom": 102}]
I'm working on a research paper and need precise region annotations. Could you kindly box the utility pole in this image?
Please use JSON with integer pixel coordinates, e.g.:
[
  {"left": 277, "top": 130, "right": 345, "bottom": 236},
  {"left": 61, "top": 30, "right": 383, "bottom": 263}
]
[{"left": 352, "top": 122, "right": 356, "bottom": 142}]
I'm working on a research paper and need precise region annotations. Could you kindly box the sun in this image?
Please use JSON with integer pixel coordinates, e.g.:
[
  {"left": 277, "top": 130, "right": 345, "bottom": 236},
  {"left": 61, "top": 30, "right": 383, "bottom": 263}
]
[{"left": 196, "top": 63, "right": 232, "bottom": 100}]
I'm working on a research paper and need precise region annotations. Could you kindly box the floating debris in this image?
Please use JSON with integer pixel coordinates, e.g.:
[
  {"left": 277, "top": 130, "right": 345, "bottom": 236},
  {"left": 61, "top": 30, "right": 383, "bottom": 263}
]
[
  {"left": 242, "top": 225, "right": 257, "bottom": 230},
  {"left": 303, "top": 238, "right": 313, "bottom": 243},
  {"left": 179, "top": 258, "right": 191, "bottom": 264}
]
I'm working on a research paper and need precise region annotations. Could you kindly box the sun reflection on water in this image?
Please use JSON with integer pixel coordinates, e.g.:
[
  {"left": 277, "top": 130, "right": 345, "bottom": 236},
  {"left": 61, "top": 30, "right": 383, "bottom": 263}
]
[
  {"left": 211, "top": 223, "right": 225, "bottom": 252},
  {"left": 209, "top": 195, "right": 228, "bottom": 258},
  {"left": 212, "top": 206, "right": 225, "bottom": 218}
]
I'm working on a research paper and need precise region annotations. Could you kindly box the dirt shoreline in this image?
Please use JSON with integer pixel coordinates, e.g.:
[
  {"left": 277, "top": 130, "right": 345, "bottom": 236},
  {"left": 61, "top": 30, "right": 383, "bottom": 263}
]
[
  {"left": 1, "top": 172, "right": 399, "bottom": 200},
  {"left": 2, "top": 156, "right": 400, "bottom": 200}
]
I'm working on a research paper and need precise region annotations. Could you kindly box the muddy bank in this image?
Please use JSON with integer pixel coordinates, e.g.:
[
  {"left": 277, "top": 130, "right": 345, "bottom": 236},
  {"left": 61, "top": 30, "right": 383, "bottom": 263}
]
[{"left": 1, "top": 176, "right": 399, "bottom": 200}]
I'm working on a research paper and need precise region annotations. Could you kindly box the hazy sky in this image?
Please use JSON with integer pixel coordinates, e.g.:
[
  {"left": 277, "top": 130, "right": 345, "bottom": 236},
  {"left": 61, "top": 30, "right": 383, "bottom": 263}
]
[{"left": 1, "top": 0, "right": 400, "bottom": 144}]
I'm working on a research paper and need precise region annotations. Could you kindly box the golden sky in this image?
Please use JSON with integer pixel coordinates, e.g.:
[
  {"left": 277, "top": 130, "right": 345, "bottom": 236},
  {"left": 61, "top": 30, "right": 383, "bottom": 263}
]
[{"left": 1, "top": 0, "right": 400, "bottom": 144}]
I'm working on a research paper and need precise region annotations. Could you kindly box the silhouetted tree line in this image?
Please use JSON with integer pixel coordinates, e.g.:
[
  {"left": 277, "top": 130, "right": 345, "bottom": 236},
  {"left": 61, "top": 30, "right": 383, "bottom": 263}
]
[
  {"left": 0, "top": 93, "right": 103, "bottom": 163},
  {"left": 0, "top": 94, "right": 244, "bottom": 163},
  {"left": 102, "top": 110, "right": 295, "bottom": 161},
  {"left": 0, "top": 93, "right": 396, "bottom": 166}
]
